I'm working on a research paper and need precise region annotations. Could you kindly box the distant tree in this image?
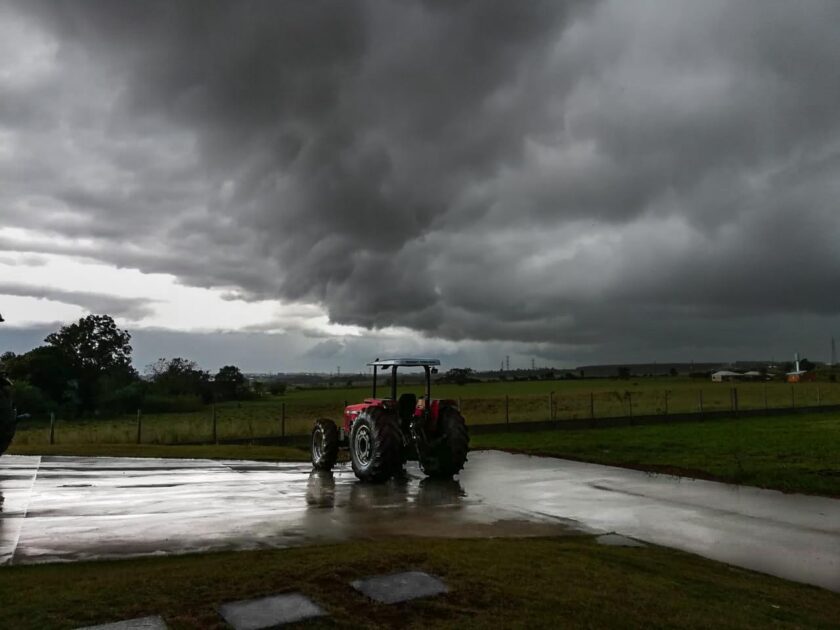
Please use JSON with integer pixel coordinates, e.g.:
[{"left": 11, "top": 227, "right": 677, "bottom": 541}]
[
  {"left": 214, "top": 365, "right": 247, "bottom": 401},
  {"left": 147, "top": 357, "right": 211, "bottom": 401},
  {"left": 268, "top": 381, "right": 287, "bottom": 396},
  {"left": 44, "top": 315, "right": 136, "bottom": 414},
  {"left": 669, "top": 367, "right": 678, "bottom": 377},
  {"left": 616, "top": 366, "right": 631, "bottom": 379},
  {"left": 251, "top": 380, "right": 265, "bottom": 397},
  {"left": 442, "top": 368, "right": 475, "bottom": 385}
]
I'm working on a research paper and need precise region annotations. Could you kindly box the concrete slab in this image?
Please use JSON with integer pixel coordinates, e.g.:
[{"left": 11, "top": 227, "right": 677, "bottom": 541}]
[
  {"left": 76, "top": 615, "right": 167, "bottom": 629},
  {"left": 1, "top": 451, "right": 839, "bottom": 593},
  {"left": 218, "top": 592, "right": 326, "bottom": 629},
  {"left": 352, "top": 570, "right": 448, "bottom": 604}
]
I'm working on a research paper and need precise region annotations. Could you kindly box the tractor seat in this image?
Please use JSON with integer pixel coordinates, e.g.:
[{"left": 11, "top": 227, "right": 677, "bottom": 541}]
[{"left": 397, "top": 393, "right": 417, "bottom": 422}]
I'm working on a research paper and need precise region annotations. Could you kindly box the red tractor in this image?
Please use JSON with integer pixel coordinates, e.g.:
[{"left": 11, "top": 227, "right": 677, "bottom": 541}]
[{"left": 310, "top": 358, "right": 469, "bottom": 482}]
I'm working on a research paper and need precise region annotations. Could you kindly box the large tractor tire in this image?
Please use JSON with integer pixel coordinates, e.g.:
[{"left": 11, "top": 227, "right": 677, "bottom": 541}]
[
  {"left": 349, "top": 407, "right": 402, "bottom": 483},
  {"left": 311, "top": 418, "right": 339, "bottom": 471},
  {"left": 418, "top": 406, "right": 469, "bottom": 479},
  {"left": 0, "top": 379, "right": 15, "bottom": 456}
]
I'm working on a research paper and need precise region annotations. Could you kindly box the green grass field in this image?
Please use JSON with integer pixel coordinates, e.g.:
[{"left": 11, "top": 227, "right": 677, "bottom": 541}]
[
  {"left": 11, "top": 378, "right": 840, "bottom": 446},
  {"left": 472, "top": 413, "right": 840, "bottom": 497},
  {"left": 2, "top": 537, "right": 839, "bottom": 629}
]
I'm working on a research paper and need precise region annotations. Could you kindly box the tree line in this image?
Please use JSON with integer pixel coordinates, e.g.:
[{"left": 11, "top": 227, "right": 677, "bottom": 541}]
[{"left": 0, "top": 314, "right": 285, "bottom": 419}]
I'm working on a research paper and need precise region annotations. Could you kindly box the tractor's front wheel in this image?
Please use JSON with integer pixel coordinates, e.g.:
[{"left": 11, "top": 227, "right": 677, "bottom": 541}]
[
  {"left": 418, "top": 406, "right": 469, "bottom": 479},
  {"left": 349, "top": 408, "right": 402, "bottom": 483},
  {"left": 311, "top": 418, "right": 339, "bottom": 471}
]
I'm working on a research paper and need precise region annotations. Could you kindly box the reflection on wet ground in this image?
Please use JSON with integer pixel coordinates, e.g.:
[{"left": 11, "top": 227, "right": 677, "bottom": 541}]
[{"left": 1, "top": 451, "right": 839, "bottom": 593}]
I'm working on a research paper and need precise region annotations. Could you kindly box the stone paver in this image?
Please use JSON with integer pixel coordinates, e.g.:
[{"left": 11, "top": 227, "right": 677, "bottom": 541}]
[
  {"left": 351, "top": 570, "right": 448, "bottom": 604},
  {"left": 76, "top": 615, "right": 167, "bottom": 630},
  {"left": 218, "top": 592, "right": 326, "bottom": 629}
]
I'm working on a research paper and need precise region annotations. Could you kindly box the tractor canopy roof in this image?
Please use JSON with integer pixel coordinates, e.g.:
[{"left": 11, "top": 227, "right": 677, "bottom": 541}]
[{"left": 367, "top": 358, "right": 440, "bottom": 367}]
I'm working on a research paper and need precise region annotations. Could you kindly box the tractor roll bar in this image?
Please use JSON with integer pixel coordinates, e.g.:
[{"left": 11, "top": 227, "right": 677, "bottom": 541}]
[{"left": 369, "top": 358, "right": 438, "bottom": 400}]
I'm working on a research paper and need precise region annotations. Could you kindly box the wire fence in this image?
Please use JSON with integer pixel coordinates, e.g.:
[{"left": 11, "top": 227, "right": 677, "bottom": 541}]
[{"left": 11, "top": 383, "right": 840, "bottom": 446}]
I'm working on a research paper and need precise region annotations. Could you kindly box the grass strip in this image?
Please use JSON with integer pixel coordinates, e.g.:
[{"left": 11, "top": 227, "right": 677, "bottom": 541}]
[{"left": 1, "top": 537, "right": 839, "bottom": 629}]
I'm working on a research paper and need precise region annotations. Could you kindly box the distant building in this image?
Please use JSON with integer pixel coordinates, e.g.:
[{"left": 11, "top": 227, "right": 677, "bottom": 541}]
[
  {"left": 786, "top": 353, "right": 815, "bottom": 383},
  {"left": 711, "top": 370, "right": 743, "bottom": 382}
]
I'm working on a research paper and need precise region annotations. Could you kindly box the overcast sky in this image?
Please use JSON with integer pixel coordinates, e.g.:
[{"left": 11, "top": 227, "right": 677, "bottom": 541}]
[{"left": 2, "top": 0, "right": 840, "bottom": 373}]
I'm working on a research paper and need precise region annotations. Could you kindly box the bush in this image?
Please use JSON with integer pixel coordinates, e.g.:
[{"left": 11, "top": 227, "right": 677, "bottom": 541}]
[{"left": 99, "top": 382, "right": 146, "bottom": 415}]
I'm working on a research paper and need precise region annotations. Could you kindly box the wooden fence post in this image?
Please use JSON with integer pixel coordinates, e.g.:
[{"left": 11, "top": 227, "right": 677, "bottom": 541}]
[
  {"left": 548, "top": 392, "right": 553, "bottom": 421},
  {"left": 590, "top": 392, "right": 595, "bottom": 420},
  {"left": 505, "top": 395, "right": 509, "bottom": 426},
  {"left": 49, "top": 411, "right": 55, "bottom": 445},
  {"left": 698, "top": 390, "right": 704, "bottom": 413},
  {"left": 136, "top": 409, "right": 142, "bottom": 444},
  {"left": 764, "top": 384, "right": 768, "bottom": 411},
  {"left": 733, "top": 387, "right": 739, "bottom": 414},
  {"left": 212, "top": 403, "right": 218, "bottom": 444},
  {"left": 664, "top": 390, "right": 669, "bottom": 415},
  {"left": 817, "top": 386, "right": 821, "bottom": 407},
  {"left": 791, "top": 386, "right": 795, "bottom": 409}
]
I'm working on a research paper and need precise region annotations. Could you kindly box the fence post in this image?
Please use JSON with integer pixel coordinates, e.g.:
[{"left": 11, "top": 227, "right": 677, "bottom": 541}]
[
  {"left": 49, "top": 411, "right": 55, "bottom": 445},
  {"left": 627, "top": 392, "right": 633, "bottom": 419},
  {"left": 664, "top": 390, "right": 669, "bottom": 415},
  {"left": 548, "top": 392, "right": 553, "bottom": 421},
  {"left": 281, "top": 402, "right": 286, "bottom": 438},
  {"left": 817, "top": 386, "right": 821, "bottom": 407},
  {"left": 505, "top": 394, "right": 509, "bottom": 426},
  {"left": 764, "top": 384, "right": 768, "bottom": 411},
  {"left": 212, "top": 403, "right": 218, "bottom": 444},
  {"left": 458, "top": 397, "right": 462, "bottom": 411},
  {"left": 136, "top": 409, "right": 142, "bottom": 445},
  {"left": 733, "top": 387, "right": 739, "bottom": 414},
  {"left": 698, "top": 390, "right": 704, "bottom": 414},
  {"left": 791, "top": 386, "right": 795, "bottom": 409},
  {"left": 590, "top": 392, "right": 595, "bottom": 420}
]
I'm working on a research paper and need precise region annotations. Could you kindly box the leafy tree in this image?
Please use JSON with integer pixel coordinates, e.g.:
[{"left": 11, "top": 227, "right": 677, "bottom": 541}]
[
  {"left": 441, "top": 367, "right": 475, "bottom": 385},
  {"left": 268, "top": 381, "right": 287, "bottom": 396},
  {"left": 214, "top": 365, "right": 247, "bottom": 401},
  {"left": 2, "top": 346, "right": 74, "bottom": 405},
  {"left": 44, "top": 315, "right": 136, "bottom": 414},
  {"left": 147, "top": 357, "right": 212, "bottom": 401}
]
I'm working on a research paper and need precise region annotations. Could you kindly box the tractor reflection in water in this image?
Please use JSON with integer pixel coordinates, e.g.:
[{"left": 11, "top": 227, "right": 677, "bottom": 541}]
[{"left": 310, "top": 359, "right": 470, "bottom": 482}]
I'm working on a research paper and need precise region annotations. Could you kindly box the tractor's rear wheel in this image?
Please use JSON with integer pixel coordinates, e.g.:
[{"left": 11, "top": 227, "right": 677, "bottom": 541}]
[
  {"left": 311, "top": 418, "right": 339, "bottom": 471},
  {"left": 350, "top": 407, "right": 402, "bottom": 483},
  {"left": 418, "top": 406, "right": 469, "bottom": 479}
]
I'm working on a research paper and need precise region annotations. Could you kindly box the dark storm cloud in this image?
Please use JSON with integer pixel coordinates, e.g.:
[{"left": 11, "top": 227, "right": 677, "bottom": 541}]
[{"left": 3, "top": 0, "right": 840, "bottom": 363}]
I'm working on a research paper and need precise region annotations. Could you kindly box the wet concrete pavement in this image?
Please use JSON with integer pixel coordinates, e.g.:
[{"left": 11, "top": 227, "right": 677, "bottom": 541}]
[{"left": 1, "top": 451, "right": 839, "bottom": 593}]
